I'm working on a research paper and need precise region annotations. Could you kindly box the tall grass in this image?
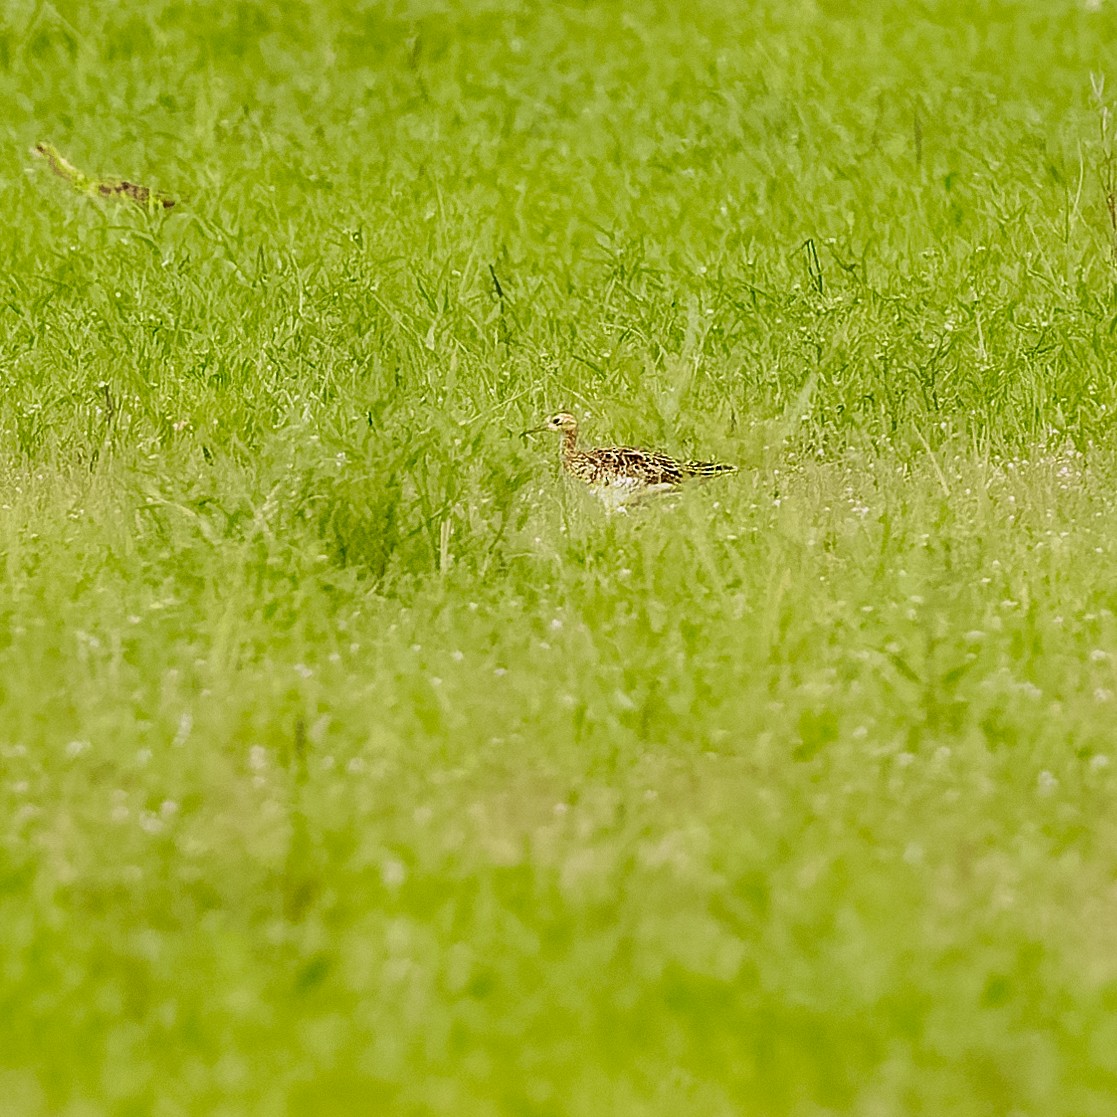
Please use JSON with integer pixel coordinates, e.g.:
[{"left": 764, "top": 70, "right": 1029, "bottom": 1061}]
[{"left": 2, "top": 1, "right": 1117, "bottom": 1114}]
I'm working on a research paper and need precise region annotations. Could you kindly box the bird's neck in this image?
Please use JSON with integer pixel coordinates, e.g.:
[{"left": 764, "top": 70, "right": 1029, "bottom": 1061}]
[{"left": 560, "top": 427, "right": 578, "bottom": 462}]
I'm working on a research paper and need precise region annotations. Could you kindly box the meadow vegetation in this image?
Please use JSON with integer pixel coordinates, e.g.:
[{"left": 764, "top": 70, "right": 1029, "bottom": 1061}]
[{"left": 3, "top": 0, "right": 1117, "bottom": 1113}]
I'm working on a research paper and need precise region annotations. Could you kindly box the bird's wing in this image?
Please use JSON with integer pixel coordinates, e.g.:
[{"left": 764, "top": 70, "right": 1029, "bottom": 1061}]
[{"left": 592, "top": 447, "right": 685, "bottom": 486}]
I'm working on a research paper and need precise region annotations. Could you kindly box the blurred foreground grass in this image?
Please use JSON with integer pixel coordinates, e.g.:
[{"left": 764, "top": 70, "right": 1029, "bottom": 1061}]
[{"left": 3, "top": 1, "right": 1117, "bottom": 1113}]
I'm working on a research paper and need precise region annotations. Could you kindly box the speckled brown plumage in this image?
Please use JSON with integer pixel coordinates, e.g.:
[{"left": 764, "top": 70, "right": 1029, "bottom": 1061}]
[{"left": 526, "top": 412, "right": 735, "bottom": 507}]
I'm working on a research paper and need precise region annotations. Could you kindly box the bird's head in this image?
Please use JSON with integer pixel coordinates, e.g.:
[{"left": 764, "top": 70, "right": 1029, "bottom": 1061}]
[{"left": 523, "top": 411, "right": 578, "bottom": 436}]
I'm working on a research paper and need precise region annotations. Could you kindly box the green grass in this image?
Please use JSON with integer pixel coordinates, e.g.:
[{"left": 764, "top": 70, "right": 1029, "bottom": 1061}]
[{"left": 4, "top": 0, "right": 1117, "bottom": 1113}]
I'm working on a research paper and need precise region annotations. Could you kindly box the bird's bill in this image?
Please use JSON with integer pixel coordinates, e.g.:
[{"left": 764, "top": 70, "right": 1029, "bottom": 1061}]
[{"left": 521, "top": 423, "right": 549, "bottom": 437}]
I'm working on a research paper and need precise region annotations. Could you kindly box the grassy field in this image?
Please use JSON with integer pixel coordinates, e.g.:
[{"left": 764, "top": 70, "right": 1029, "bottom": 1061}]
[{"left": 4, "top": 0, "right": 1117, "bottom": 1113}]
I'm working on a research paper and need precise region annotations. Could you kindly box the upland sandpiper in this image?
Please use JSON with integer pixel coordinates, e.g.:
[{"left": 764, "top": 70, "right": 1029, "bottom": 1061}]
[{"left": 524, "top": 411, "right": 736, "bottom": 509}]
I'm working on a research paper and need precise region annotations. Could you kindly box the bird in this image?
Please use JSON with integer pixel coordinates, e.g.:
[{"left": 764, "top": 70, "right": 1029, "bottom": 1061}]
[{"left": 523, "top": 411, "right": 735, "bottom": 510}]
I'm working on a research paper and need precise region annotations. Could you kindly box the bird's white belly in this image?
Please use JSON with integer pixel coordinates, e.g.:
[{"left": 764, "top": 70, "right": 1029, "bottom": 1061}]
[{"left": 590, "top": 477, "right": 676, "bottom": 512}]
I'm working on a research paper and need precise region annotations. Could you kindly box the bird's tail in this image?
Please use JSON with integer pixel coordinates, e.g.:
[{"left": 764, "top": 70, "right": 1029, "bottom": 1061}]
[{"left": 682, "top": 460, "right": 737, "bottom": 478}]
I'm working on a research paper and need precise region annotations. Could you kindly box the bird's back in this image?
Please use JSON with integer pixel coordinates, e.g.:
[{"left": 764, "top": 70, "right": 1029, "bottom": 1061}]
[{"left": 567, "top": 446, "right": 686, "bottom": 487}]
